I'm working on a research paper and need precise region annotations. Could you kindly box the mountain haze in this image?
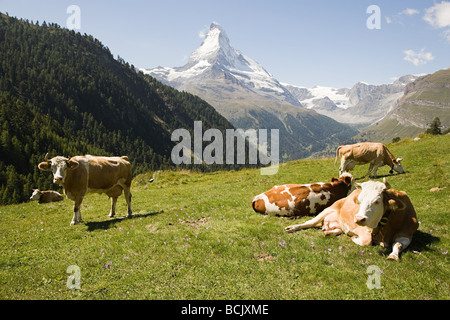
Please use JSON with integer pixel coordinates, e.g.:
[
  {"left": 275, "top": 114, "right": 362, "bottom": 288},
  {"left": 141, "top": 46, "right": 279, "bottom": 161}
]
[
  {"left": 285, "top": 75, "right": 419, "bottom": 127},
  {"left": 143, "top": 22, "right": 358, "bottom": 160},
  {"left": 356, "top": 68, "right": 450, "bottom": 142}
]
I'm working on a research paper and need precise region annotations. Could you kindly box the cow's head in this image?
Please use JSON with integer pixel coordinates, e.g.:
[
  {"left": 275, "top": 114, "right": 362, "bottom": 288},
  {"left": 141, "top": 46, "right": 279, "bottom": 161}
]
[
  {"left": 339, "top": 172, "right": 355, "bottom": 189},
  {"left": 353, "top": 178, "right": 405, "bottom": 229},
  {"left": 38, "top": 153, "right": 79, "bottom": 185},
  {"left": 390, "top": 158, "right": 404, "bottom": 174},
  {"left": 30, "top": 189, "right": 41, "bottom": 201}
]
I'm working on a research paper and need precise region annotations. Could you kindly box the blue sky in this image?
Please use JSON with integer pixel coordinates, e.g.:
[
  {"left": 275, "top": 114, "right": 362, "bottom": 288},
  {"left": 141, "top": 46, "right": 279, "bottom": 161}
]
[{"left": 1, "top": 0, "right": 449, "bottom": 88}]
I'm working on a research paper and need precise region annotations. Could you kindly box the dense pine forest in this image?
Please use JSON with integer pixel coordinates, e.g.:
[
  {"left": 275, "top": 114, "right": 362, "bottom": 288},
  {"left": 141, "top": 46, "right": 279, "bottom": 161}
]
[{"left": 0, "top": 13, "right": 244, "bottom": 205}]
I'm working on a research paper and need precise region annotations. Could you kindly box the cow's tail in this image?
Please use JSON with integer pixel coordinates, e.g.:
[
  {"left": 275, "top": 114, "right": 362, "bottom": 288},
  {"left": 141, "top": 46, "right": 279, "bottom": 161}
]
[{"left": 334, "top": 146, "right": 342, "bottom": 166}]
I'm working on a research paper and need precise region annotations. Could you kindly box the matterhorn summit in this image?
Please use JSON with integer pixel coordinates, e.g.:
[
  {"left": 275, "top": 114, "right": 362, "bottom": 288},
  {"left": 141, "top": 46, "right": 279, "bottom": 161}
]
[{"left": 142, "top": 22, "right": 301, "bottom": 106}]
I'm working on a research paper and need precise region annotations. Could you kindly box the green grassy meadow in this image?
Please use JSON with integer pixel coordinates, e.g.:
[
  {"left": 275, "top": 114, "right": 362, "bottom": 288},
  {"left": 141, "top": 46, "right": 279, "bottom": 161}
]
[{"left": 0, "top": 134, "right": 448, "bottom": 300}]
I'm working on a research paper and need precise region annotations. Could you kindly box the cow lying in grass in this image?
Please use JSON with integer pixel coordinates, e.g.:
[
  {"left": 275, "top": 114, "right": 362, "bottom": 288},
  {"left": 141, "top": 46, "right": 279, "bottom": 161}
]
[
  {"left": 252, "top": 173, "right": 355, "bottom": 217},
  {"left": 285, "top": 179, "right": 418, "bottom": 261},
  {"left": 30, "top": 189, "right": 64, "bottom": 203}
]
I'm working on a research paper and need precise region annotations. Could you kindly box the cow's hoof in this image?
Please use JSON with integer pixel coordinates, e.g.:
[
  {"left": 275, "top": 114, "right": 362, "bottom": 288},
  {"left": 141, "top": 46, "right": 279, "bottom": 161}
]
[
  {"left": 387, "top": 253, "right": 400, "bottom": 261},
  {"left": 285, "top": 226, "right": 295, "bottom": 233}
]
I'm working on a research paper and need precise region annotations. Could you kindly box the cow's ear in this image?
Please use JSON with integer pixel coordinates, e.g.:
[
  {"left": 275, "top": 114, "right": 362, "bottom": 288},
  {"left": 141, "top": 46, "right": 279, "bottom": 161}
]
[
  {"left": 387, "top": 198, "right": 406, "bottom": 212},
  {"left": 386, "top": 191, "right": 406, "bottom": 212},
  {"left": 344, "top": 175, "right": 353, "bottom": 185},
  {"left": 67, "top": 158, "right": 79, "bottom": 170},
  {"left": 38, "top": 161, "right": 51, "bottom": 171},
  {"left": 331, "top": 177, "right": 339, "bottom": 182}
]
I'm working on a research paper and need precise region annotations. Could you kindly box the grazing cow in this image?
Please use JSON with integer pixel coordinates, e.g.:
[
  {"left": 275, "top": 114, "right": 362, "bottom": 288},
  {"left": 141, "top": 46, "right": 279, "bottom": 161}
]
[
  {"left": 335, "top": 142, "right": 404, "bottom": 178},
  {"left": 38, "top": 154, "right": 132, "bottom": 225},
  {"left": 252, "top": 173, "right": 355, "bottom": 217},
  {"left": 285, "top": 179, "right": 419, "bottom": 261},
  {"left": 30, "top": 189, "right": 64, "bottom": 203}
]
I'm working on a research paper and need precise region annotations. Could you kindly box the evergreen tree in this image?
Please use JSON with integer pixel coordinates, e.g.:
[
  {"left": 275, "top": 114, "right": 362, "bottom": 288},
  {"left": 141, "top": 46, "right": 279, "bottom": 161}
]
[{"left": 426, "top": 117, "right": 442, "bottom": 135}]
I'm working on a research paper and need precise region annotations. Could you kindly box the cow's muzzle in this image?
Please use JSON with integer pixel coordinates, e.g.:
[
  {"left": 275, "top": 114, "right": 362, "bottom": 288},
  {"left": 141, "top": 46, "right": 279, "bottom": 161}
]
[
  {"left": 54, "top": 176, "right": 64, "bottom": 184},
  {"left": 354, "top": 216, "right": 366, "bottom": 225}
]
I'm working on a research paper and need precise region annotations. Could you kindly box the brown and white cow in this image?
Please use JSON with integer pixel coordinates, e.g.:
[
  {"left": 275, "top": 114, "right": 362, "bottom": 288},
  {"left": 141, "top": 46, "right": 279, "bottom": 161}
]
[
  {"left": 252, "top": 173, "right": 355, "bottom": 217},
  {"left": 285, "top": 179, "right": 419, "bottom": 261},
  {"left": 335, "top": 142, "right": 404, "bottom": 178},
  {"left": 30, "top": 189, "right": 64, "bottom": 203},
  {"left": 38, "top": 154, "right": 132, "bottom": 225}
]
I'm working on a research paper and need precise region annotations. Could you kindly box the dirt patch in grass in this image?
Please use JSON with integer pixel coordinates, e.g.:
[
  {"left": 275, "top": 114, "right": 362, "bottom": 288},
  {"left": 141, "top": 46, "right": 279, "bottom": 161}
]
[{"left": 256, "top": 253, "right": 276, "bottom": 263}]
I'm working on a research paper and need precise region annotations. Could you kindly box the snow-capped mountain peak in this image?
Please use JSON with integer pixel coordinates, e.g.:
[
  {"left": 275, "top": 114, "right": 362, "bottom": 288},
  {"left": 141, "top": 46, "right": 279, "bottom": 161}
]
[{"left": 141, "top": 22, "right": 301, "bottom": 106}]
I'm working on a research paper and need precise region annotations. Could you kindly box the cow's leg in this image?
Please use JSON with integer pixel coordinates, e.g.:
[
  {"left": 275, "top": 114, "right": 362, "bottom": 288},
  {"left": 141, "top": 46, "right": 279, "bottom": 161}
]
[
  {"left": 322, "top": 216, "right": 343, "bottom": 236},
  {"left": 109, "top": 197, "right": 118, "bottom": 218},
  {"left": 71, "top": 197, "right": 83, "bottom": 226},
  {"left": 365, "top": 163, "right": 374, "bottom": 177},
  {"left": 285, "top": 206, "right": 334, "bottom": 233},
  {"left": 123, "top": 186, "right": 132, "bottom": 218},
  {"left": 387, "top": 237, "right": 411, "bottom": 261},
  {"left": 372, "top": 165, "right": 380, "bottom": 179},
  {"left": 351, "top": 228, "right": 372, "bottom": 246}
]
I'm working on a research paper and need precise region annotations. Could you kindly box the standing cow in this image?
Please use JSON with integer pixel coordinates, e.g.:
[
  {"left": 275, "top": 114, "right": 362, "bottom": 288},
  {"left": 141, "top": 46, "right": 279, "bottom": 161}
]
[
  {"left": 30, "top": 189, "right": 64, "bottom": 203},
  {"left": 285, "top": 179, "right": 419, "bottom": 261},
  {"left": 38, "top": 154, "right": 132, "bottom": 225},
  {"left": 252, "top": 173, "right": 355, "bottom": 217},
  {"left": 335, "top": 142, "right": 404, "bottom": 178}
]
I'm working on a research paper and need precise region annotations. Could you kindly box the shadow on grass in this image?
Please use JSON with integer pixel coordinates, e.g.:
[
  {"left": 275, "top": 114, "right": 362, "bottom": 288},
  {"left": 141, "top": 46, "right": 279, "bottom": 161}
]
[
  {"left": 409, "top": 230, "right": 440, "bottom": 252},
  {"left": 85, "top": 210, "right": 163, "bottom": 232},
  {"left": 353, "top": 171, "right": 410, "bottom": 181},
  {"left": 377, "top": 230, "right": 440, "bottom": 258}
]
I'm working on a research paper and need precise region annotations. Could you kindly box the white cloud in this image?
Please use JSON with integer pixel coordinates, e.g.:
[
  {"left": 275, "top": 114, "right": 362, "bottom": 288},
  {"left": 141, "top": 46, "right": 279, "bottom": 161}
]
[
  {"left": 442, "top": 29, "right": 450, "bottom": 43},
  {"left": 403, "top": 49, "right": 435, "bottom": 66},
  {"left": 423, "top": 1, "right": 450, "bottom": 28},
  {"left": 400, "top": 8, "right": 420, "bottom": 16},
  {"left": 386, "top": 8, "right": 419, "bottom": 25}
]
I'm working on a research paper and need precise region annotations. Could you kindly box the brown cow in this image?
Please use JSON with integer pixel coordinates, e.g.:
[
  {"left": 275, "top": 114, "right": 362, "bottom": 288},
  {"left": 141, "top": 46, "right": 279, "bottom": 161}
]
[
  {"left": 30, "top": 189, "right": 64, "bottom": 203},
  {"left": 38, "top": 154, "right": 132, "bottom": 225},
  {"left": 252, "top": 173, "right": 355, "bottom": 217},
  {"left": 285, "top": 179, "right": 419, "bottom": 261},
  {"left": 335, "top": 142, "right": 404, "bottom": 178}
]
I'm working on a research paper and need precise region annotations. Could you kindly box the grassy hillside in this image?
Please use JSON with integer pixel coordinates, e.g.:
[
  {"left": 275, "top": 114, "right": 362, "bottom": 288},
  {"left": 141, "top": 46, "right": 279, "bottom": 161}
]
[{"left": 0, "top": 134, "right": 448, "bottom": 300}]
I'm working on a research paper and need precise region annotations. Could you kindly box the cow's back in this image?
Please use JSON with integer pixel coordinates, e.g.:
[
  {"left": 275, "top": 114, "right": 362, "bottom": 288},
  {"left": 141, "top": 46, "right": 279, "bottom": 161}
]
[
  {"left": 78, "top": 155, "right": 132, "bottom": 190},
  {"left": 347, "top": 143, "right": 384, "bottom": 162}
]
